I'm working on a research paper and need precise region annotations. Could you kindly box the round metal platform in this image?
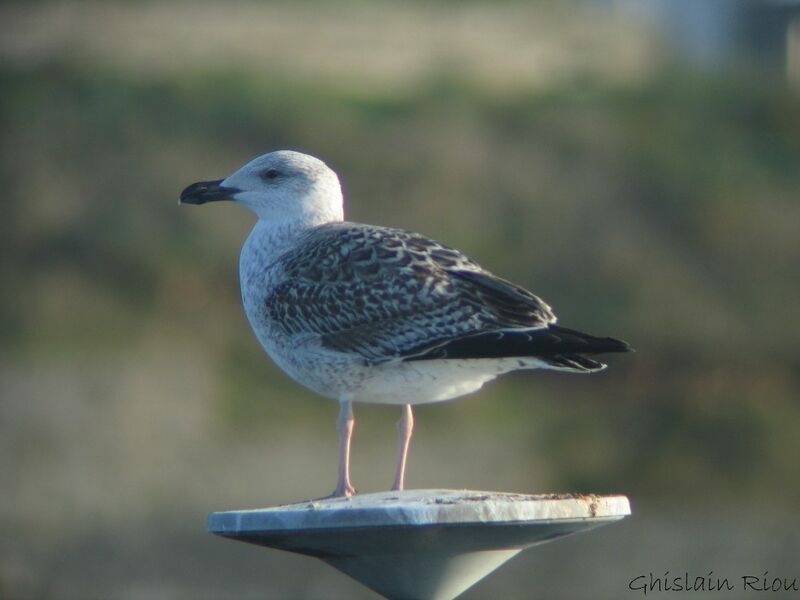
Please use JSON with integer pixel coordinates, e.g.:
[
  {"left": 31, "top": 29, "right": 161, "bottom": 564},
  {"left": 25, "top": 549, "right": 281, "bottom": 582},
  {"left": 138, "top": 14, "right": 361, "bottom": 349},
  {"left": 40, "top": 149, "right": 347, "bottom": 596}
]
[{"left": 209, "top": 489, "right": 631, "bottom": 600}]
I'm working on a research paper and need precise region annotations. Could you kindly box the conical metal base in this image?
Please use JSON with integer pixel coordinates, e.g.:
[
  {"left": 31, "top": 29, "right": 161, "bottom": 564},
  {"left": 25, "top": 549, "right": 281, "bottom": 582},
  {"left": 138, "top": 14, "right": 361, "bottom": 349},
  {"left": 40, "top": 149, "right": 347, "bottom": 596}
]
[
  {"left": 209, "top": 490, "right": 630, "bottom": 600},
  {"left": 326, "top": 548, "right": 521, "bottom": 600}
]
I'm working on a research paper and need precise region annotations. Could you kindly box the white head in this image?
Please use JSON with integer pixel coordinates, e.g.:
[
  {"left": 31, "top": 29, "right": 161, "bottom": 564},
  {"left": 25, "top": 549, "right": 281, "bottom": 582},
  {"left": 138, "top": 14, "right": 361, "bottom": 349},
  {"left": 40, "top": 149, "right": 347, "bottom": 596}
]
[{"left": 180, "top": 150, "right": 344, "bottom": 226}]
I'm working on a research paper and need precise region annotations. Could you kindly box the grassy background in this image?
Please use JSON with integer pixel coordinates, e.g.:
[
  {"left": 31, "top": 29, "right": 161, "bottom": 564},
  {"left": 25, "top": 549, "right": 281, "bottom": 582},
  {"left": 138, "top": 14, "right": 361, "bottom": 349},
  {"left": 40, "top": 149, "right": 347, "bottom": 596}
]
[{"left": 2, "top": 2, "right": 800, "bottom": 598}]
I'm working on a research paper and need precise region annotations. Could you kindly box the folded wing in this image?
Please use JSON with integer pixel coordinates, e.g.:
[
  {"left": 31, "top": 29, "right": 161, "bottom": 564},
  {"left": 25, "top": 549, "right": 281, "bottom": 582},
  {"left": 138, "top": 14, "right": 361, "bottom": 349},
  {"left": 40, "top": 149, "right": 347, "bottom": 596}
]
[{"left": 265, "top": 223, "right": 557, "bottom": 365}]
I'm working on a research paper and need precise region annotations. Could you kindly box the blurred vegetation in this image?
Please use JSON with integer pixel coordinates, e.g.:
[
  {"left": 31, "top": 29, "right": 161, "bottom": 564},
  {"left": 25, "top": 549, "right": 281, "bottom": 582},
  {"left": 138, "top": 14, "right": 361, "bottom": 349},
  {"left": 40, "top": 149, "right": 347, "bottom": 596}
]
[
  {"left": 2, "top": 2, "right": 800, "bottom": 597},
  {"left": 4, "top": 60, "right": 800, "bottom": 505}
]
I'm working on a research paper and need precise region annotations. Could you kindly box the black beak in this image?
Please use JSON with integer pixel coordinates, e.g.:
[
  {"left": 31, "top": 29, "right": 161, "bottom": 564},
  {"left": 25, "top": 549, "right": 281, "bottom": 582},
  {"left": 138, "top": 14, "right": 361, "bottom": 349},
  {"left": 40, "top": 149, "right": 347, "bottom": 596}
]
[{"left": 179, "top": 179, "right": 241, "bottom": 205}]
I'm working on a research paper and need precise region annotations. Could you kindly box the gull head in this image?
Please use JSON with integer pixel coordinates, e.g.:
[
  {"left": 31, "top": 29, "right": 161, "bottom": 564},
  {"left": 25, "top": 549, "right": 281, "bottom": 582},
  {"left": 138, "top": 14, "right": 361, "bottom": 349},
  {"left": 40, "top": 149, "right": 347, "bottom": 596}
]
[{"left": 180, "top": 150, "right": 344, "bottom": 225}]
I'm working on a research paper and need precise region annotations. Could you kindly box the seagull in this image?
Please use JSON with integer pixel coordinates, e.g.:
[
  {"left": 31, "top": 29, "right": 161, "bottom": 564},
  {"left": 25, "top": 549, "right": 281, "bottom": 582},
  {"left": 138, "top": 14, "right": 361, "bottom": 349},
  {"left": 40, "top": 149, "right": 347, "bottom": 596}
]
[{"left": 180, "top": 150, "right": 631, "bottom": 498}]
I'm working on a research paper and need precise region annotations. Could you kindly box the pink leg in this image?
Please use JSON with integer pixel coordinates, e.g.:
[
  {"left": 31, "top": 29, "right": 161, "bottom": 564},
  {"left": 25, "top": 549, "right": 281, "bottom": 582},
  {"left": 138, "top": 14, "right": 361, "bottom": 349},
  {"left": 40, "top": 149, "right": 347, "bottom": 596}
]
[
  {"left": 331, "top": 400, "right": 356, "bottom": 498},
  {"left": 391, "top": 404, "right": 414, "bottom": 491}
]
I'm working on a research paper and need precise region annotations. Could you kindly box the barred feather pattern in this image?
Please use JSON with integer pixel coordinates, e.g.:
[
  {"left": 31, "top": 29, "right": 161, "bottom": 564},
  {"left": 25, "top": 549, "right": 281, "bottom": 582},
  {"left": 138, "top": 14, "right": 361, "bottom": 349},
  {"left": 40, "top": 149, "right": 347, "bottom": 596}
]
[{"left": 263, "top": 222, "right": 555, "bottom": 365}]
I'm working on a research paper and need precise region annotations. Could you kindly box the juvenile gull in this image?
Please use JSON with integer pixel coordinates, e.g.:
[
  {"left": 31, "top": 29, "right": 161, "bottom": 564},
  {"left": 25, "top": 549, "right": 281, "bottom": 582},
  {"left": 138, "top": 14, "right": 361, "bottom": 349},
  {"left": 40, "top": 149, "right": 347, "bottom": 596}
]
[{"left": 180, "top": 150, "right": 631, "bottom": 497}]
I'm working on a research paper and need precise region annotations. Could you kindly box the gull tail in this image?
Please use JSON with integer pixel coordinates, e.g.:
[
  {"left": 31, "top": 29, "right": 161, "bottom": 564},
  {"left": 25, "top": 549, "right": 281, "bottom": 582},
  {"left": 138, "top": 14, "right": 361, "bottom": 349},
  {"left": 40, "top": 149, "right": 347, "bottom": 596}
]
[{"left": 408, "top": 325, "right": 632, "bottom": 373}]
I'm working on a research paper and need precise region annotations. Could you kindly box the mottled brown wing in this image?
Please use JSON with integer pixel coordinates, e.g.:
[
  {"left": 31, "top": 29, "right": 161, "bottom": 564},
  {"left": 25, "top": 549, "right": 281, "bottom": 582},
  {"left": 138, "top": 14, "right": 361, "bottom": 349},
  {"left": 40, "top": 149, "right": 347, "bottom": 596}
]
[{"left": 265, "top": 222, "right": 555, "bottom": 364}]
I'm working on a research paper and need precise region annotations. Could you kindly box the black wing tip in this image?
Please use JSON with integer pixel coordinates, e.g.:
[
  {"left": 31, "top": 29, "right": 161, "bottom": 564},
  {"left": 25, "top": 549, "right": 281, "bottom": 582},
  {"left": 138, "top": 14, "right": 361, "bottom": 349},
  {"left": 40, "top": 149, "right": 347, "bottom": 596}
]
[
  {"left": 548, "top": 325, "right": 633, "bottom": 354},
  {"left": 603, "top": 337, "right": 634, "bottom": 354},
  {"left": 405, "top": 326, "right": 633, "bottom": 363}
]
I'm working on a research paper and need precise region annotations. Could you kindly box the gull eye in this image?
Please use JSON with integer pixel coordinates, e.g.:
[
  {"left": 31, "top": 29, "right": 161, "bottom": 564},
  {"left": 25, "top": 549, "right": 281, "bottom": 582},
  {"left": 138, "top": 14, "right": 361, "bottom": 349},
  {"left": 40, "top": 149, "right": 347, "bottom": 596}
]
[{"left": 262, "top": 168, "right": 280, "bottom": 180}]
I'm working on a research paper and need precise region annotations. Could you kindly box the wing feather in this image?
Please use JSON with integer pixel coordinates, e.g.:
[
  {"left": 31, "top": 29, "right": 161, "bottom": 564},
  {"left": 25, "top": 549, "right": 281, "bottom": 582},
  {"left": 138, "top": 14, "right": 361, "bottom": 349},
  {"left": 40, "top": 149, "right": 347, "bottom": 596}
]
[{"left": 264, "top": 223, "right": 555, "bottom": 364}]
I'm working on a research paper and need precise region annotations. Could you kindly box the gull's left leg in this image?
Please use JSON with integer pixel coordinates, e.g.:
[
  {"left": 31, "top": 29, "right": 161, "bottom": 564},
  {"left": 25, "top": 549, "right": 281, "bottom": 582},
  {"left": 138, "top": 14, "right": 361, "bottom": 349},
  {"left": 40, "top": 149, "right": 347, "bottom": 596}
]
[{"left": 391, "top": 404, "right": 414, "bottom": 491}]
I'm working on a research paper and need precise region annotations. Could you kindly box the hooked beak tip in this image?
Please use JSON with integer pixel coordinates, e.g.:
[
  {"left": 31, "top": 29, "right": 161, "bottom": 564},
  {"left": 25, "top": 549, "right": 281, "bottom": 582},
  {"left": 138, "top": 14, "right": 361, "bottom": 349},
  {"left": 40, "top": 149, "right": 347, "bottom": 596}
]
[{"left": 179, "top": 179, "right": 239, "bottom": 205}]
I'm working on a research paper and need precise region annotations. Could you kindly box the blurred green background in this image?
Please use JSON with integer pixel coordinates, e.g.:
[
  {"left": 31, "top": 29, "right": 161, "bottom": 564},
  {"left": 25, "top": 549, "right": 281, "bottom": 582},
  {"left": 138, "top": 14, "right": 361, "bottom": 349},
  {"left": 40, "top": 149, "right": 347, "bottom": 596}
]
[{"left": 2, "top": 1, "right": 800, "bottom": 598}]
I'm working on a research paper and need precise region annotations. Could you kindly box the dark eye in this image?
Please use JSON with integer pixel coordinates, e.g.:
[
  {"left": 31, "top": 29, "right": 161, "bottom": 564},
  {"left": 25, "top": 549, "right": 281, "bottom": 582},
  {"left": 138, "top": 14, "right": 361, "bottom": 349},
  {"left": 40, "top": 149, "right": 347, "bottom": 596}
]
[{"left": 263, "top": 168, "right": 280, "bottom": 180}]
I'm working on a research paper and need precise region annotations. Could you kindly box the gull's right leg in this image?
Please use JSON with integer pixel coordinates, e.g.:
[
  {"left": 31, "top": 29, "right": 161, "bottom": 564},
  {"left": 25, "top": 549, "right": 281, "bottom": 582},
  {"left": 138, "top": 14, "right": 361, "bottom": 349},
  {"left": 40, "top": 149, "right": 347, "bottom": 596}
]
[{"left": 331, "top": 400, "right": 356, "bottom": 497}]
